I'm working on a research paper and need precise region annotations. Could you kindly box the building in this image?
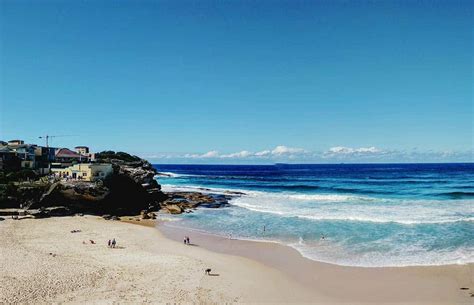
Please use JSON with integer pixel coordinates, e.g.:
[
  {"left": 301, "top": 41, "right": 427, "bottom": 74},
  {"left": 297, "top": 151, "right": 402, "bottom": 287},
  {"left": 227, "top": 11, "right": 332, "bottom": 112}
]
[
  {"left": 51, "top": 163, "right": 113, "bottom": 181},
  {"left": 55, "top": 148, "right": 89, "bottom": 164},
  {"left": 34, "top": 146, "right": 57, "bottom": 174},
  {"left": 35, "top": 146, "right": 56, "bottom": 161},
  {"left": 1, "top": 139, "right": 98, "bottom": 174},
  {"left": 74, "top": 146, "right": 95, "bottom": 162},
  {"left": 9, "top": 144, "right": 37, "bottom": 169},
  {"left": 8, "top": 140, "right": 24, "bottom": 146},
  {"left": 0, "top": 146, "right": 19, "bottom": 170},
  {"left": 74, "top": 146, "right": 89, "bottom": 155},
  {"left": 5, "top": 140, "right": 38, "bottom": 169}
]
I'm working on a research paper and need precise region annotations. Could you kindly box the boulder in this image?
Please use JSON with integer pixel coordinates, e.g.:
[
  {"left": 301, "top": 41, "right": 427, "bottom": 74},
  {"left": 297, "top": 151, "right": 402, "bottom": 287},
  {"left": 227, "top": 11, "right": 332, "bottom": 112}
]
[
  {"left": 140, "top": 210, "right": 150, "bottom": 219},
  {"left": 160, "top": 191, "right": 234, "bottom": 212},
  {"left": 164, "top": 204, "right": 183, "bottom": 214},
  {"left": 29, "top": 209, "right": 50, "bottom": 219},
  {"left": 46, "top": 206, "right": 72, "bottom": 217}
]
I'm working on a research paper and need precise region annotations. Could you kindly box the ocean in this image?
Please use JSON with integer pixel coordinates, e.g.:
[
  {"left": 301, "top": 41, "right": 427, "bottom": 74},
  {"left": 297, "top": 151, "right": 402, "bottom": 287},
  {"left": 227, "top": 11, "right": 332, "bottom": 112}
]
[{"left": 153, "top": 163, "right": 474, "bottom": 267}]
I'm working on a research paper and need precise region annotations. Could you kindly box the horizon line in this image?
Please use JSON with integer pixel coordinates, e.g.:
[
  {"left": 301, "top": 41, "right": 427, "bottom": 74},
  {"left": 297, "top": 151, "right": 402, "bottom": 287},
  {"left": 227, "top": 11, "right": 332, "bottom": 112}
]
[{"left": 150, "top": 161, "right": 474, "bottom": 166}]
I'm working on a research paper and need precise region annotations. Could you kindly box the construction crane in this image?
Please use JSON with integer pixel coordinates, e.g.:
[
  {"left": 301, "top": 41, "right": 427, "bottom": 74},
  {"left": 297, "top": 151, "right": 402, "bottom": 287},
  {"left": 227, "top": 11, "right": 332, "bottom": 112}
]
[{"left": 38, "top": 135, "right": 76, "bottom": 148}]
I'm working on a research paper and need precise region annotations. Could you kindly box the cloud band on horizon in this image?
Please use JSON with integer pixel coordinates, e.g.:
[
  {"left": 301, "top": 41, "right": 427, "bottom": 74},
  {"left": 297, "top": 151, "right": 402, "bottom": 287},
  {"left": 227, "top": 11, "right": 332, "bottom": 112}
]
[{"left": 138, "top": 145, "right": 473, "bottom": 163}]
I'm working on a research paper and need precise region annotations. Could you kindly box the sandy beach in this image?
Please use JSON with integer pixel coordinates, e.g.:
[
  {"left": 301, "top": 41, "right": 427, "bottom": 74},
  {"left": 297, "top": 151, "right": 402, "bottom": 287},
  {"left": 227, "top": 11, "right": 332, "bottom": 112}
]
[{"left": 1, "top": 216, "right": 472, "bottom": 304}]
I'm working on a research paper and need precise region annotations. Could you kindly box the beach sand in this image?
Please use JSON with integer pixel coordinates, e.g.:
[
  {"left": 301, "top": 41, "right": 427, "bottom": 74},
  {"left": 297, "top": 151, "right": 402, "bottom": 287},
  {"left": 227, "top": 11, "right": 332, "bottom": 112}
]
[{"left": 0, "top": 216, "right": 472, "bottom": 304}]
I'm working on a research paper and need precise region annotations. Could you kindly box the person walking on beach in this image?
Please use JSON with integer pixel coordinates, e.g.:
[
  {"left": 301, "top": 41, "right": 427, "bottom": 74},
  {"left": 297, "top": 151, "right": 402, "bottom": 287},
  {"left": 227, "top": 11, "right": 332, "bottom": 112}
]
[
  {"left": 184, "top": 237, "right": 187, "bottom": 245},
  {"left": 108, "top": 239, "right": 111, "bottom": 248},
  {"left": 186, "top": 236, "right": 190, "bottom": 245},
  {"left": 112, "top": 238, "right": 116, "bottom": 248}
]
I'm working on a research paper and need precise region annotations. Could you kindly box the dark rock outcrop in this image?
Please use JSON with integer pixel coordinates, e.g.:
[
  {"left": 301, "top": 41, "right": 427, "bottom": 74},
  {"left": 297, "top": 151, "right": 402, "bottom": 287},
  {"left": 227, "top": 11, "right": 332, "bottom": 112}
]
[
  {"left": 0, "top": 153, "right": 168, "bottom": 217},
  {"left": 163, "top": 204, "right": 183, "bottom": 214},
  {"left": 0, "top": 150, "right": 236, "bottom": 217},
  {"left": 159, "top": 192, "right": 234, "bottom": 213}
]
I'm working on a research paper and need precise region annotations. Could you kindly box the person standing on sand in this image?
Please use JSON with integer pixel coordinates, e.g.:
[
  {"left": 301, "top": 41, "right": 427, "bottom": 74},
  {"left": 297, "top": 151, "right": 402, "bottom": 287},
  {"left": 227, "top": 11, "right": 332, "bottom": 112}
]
[
  {"left": 112, "top": 238, "right": 116, "bottom": 248},
  {"left": 186, "top": 236, "right": 190, "bottom": 245},
  {"left": 108, "top": 240, "right": 111, "bottom": 247},
  {"left": 184, "top": 237, "right": 187, "bottom": 245}
]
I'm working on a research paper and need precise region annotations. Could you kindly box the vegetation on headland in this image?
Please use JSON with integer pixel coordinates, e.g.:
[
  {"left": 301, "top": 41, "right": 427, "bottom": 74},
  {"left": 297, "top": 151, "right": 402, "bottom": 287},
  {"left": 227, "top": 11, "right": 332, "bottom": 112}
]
[
  {"left": 95, "top": 151, "right": 142, "bottom": 163},
  {"left": 0, "top": 169, "right": 39, "bottom": 183}
]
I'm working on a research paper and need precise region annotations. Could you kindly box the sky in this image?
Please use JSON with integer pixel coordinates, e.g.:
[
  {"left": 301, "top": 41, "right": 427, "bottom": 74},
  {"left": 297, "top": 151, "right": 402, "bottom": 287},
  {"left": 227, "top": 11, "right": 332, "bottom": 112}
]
[{"left": 0, "top": 0, "right": 472, "bottom": 164}]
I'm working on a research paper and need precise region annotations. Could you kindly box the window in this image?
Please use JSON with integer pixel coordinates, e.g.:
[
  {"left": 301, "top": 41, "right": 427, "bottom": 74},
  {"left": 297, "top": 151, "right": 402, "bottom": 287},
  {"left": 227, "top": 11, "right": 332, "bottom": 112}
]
[{"left": 83, "top": 172, "right": 87, "bottom": 176}]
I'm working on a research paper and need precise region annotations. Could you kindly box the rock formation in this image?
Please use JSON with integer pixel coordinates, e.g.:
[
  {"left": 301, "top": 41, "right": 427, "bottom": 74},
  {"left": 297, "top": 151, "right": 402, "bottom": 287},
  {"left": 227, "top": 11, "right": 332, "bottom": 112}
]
[{"left": 0, "top": 151, "right": 236, "bottom": 218}]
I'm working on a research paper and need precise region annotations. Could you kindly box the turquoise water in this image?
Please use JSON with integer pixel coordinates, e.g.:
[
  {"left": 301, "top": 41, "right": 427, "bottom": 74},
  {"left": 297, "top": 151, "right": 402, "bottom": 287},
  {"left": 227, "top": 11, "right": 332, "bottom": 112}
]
[{"left": 154, "top": 164, "right": 474, "bottom": 267}]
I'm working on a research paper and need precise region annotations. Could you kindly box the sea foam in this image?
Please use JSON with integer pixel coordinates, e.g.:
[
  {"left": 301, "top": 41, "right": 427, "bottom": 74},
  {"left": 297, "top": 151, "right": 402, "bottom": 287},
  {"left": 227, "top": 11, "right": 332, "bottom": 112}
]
[{"left": 155, "top": 164, "right": 474, "bottom": 267}]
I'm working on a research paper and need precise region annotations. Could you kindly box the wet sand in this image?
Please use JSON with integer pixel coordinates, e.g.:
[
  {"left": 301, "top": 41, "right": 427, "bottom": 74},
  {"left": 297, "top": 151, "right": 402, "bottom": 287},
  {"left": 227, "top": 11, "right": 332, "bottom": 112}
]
[
  {"left": 1, "top": 215, "right": 472, "bottom": 304},
  {"left": 160, "top": 222, "right": 474, "bottom": 304}
]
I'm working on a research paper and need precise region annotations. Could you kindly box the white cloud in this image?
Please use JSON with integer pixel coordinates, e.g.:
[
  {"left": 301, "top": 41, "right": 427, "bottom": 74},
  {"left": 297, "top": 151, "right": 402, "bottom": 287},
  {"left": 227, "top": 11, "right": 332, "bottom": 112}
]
[
  {"left": 221, "top": 150, "right": 252, "bottom": 158},
  {"left": 201, "top": 150, "right": 219, "bottom": 158},
  {"left": 327, "top": 146, "right": 382, "bottom": 155},
  {"left": 184, "top": 150, "right": 219, "bottom": 158},
  {"left": 271, "top": 145, "right": 306, "bottom": 155},
  {"left": 140, "top": 145, "right": 473, "bottom": 163},
  {"left": 255, "top": 150, "right": 271, "bottom": 157},
  {"left": 178, "top": 146, "right": 307, "bottom": 160}
]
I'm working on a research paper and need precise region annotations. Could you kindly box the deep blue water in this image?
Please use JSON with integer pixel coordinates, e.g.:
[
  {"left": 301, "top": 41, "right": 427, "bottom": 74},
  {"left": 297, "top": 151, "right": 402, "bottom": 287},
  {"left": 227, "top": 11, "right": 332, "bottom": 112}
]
[{"left": 153, "top": 163, "right": 474, "bottom": 267}]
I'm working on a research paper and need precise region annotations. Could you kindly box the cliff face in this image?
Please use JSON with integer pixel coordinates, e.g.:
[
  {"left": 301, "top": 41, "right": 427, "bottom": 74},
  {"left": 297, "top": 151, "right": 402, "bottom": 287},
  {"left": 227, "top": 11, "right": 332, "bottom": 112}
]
[
  {"left": 0, "top": 151, "right": 234, "bottom": 218},
  {"left": 0, "top": 153, "right": 167, "bottom": 216}
]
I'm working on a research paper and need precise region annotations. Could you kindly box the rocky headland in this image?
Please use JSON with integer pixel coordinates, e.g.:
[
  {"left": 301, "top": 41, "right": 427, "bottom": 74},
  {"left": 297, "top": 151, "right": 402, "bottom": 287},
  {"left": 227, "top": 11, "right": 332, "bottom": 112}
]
[{"left": 0, "top": 151, "right": 233, "bottom": 219}]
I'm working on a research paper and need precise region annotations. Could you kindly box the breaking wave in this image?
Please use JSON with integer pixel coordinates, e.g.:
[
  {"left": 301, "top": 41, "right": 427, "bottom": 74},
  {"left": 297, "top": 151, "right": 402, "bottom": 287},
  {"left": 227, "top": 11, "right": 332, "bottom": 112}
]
[{"left": 155, "top": 164, "right": 474, "bottom": 267}]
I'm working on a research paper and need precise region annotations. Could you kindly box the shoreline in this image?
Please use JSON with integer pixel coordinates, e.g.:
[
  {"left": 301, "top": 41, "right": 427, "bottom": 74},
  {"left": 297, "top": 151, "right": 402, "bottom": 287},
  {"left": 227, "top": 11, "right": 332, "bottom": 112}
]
[
  {"left": 159, "top": 220, "right": 474, "bottom": 268},
  {"left": 158, "top": 220, "right": 474, "bottom": 304},
  {"left": 1, "top": 215, "right": 473, "bottom": 304},
  {"left": 0, "top": 216, "right": 326, "bottom": 304}
]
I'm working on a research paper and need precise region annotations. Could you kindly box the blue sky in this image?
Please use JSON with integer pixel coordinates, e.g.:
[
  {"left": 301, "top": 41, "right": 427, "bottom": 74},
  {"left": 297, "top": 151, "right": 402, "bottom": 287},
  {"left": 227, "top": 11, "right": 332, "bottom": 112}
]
[{"left": 0, "top": 0, "right": 472, "bottom": 163}]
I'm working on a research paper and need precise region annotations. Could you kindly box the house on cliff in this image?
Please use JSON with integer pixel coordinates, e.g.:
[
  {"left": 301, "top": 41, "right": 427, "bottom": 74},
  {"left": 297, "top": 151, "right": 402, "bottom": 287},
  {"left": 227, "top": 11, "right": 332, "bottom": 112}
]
[
  {"left": 54, "top": 148, "right": 89, "bottom": 164},
  {"left": 51, "top": 163, "right": 113, "bottom": 181},
  {"left": 3, "top": 139, "right": 55, "bottom": 172},
  {"left": 74, "top": 146, "right": 89, "bottom": 155},
  {"left": 0, "top": 146, "right": 19, "bottom": 170},
  {"left": 1, "top": 140, "right": 99, "bottom": 175},
  {"left": 74, "top": 146, "right": 95, "bottom": 162},
  {"left": 7, "top": 139, "right": 24, "bottom": 146},
  {"left": 8, "top": 144, "right": 37, "bottom": 169}
]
